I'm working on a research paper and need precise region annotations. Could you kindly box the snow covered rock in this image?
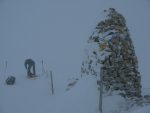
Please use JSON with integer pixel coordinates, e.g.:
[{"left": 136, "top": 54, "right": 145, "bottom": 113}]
[
  {"left": 66, "top": 77, "right": 79, "bottom": 91},
  {"left": 81, "top": 8, "right": 142, "bottom": 98},
  {"left": 5, "top": 76, "right": 16, "bottom": 85}
]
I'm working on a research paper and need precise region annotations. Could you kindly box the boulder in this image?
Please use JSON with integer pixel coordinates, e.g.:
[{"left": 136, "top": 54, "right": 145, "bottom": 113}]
[{"left": 5, "top": 76, "right": 16, "bottom": 85}]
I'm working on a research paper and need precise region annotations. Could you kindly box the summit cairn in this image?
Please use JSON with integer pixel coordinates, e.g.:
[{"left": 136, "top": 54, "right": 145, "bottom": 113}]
[{"left": 81, "top": 8, "right": 142, "bottom": 98}]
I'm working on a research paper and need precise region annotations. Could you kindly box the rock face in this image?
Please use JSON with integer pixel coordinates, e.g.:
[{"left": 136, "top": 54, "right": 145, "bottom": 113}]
[{"left": 81, "top": 8, "right": 142, "bottom": 98}]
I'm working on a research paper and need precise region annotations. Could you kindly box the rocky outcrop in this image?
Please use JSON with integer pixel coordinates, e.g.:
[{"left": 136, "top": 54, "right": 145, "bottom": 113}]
[{"left": 81, "top": 8, "right": 142, "bottom": 98}]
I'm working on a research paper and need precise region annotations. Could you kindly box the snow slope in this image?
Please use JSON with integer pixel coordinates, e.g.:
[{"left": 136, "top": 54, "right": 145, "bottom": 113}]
[
  {"left": 1, "top": 75, "right": 149, "bottom": 113},
  {"left": 0, "top": 75, "right": 99, "bottom": 113},
  {"left": 0, "top": 0, "right": 150, "bottom": 113}
]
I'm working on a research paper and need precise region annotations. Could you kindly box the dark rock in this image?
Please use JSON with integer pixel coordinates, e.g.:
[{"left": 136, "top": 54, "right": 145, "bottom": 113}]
[{"left": 5, "top": 76, "right": 16, "bottom": 85}]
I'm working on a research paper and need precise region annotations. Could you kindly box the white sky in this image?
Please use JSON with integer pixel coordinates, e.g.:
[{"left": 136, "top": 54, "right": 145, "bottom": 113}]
[{"left": 0, "top": 0, "right": 150, "bottom": 88}]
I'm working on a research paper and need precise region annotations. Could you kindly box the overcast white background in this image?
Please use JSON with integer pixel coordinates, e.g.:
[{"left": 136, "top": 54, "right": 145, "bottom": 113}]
[{"left": 0, "top": 0, "right": 150, "bottom": 88}]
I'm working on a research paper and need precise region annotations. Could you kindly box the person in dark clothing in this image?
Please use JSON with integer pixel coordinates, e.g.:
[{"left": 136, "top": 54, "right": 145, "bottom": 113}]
[{"left": 24, "top": 59, "right": 36, "bottom": 77}]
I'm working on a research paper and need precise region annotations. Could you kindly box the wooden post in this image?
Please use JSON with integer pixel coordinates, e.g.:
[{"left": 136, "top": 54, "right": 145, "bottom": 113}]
[
  {"left": 4, "top": 61, "right": 7, "bottom": 76},
  {"left": 99, "top": 67, "right": 103, "bottom": 113},
  {"left": 41, "top": 60, "right": 44, "bottom": 75},
  {"left": 50, "top": 71, "right": 54, "bottom": 95}
]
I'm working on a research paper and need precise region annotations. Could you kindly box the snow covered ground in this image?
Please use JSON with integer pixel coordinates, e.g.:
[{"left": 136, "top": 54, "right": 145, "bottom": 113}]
[
  {"left": 0, "top": 0, "right": 150, "bottom": 113},
  {"left": 0, "top": 74, "right": 149, "bottom": 113},
  {"left": 0, "top": 75, "right": 99, "bottom": 113}
]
